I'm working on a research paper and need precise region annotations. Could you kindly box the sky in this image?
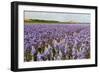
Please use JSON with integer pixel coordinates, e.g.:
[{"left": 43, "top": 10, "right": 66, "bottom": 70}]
[{"left": 24, "top": 11, "right": 91, "bottom": 23}]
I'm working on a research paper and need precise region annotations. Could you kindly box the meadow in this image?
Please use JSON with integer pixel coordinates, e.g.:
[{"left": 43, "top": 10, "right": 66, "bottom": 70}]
[{"left": 24, "top": 24, "right": 90, "bottom": 62}]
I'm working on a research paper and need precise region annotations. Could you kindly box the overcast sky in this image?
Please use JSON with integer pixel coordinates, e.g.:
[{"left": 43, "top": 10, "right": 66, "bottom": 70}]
[{"left": 24, "top": 11, "right": 91, "bottom": 23}]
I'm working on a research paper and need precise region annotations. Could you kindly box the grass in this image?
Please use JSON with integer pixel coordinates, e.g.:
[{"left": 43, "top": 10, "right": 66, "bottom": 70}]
[{"left": 24, "top": 19, "right": 81, "bottom": 24}]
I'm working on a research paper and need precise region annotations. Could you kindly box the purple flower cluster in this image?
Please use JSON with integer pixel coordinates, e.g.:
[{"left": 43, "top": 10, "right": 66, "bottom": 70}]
[{"left": 24, "top": 24, "right": 90, "bottom": 62}]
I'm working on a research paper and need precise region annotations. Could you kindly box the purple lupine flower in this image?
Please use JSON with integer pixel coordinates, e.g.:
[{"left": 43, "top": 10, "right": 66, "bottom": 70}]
[
  {"left": 37, "top": 53, "right": 43, "bottom": 61},
  {"left": 24, "top": 24, "right": 90, "bottom": 61},
  {"left": 31, "top": 46, "right": 36, "bottom": 55},
  {"left": 72, "top": 47, "right": 78, "bottom": 59}
]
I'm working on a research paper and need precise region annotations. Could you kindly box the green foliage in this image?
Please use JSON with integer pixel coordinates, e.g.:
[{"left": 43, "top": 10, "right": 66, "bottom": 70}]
[{"left": 24, "top": 19, "right": 81, "bottom": 24}]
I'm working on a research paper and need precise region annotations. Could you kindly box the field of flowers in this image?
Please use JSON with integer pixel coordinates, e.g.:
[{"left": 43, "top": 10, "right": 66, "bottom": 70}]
[{"left": 24, "top": 24, "right": 90, "bottom": 62}]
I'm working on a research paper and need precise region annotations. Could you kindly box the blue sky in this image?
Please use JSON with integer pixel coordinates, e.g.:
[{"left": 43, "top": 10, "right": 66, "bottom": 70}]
[{"left": 24, "top": 11, "right": 91, "bottom": 23}]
